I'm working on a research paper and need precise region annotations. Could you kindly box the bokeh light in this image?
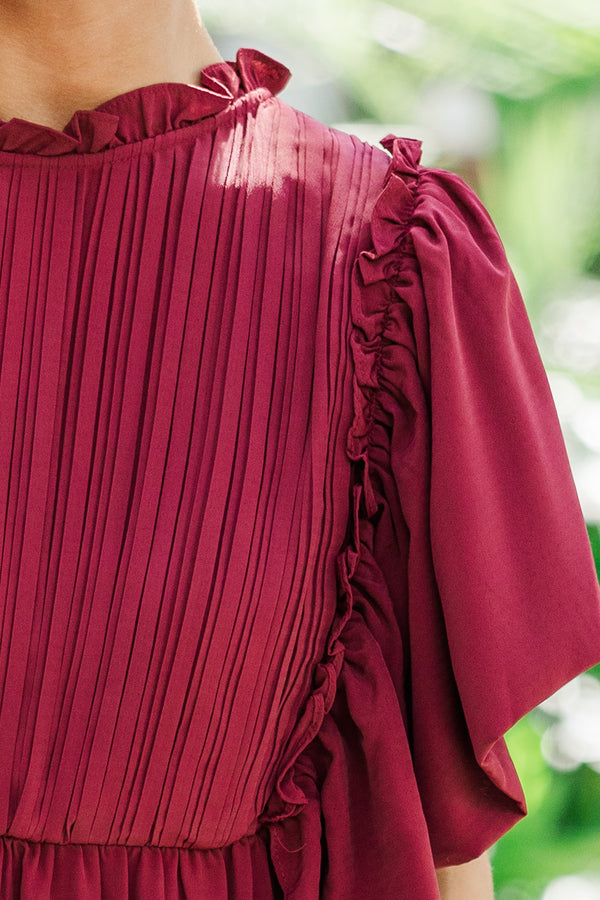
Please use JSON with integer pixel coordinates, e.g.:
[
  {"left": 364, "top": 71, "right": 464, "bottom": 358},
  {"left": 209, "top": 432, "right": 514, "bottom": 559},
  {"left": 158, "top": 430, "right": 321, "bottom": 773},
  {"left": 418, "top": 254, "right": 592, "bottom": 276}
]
[
  {"left": 542, "top": 875, "right": 600, "bottom": 900},
  {"left": 539, "top": 676, "right": 600, "bottom": 771}
]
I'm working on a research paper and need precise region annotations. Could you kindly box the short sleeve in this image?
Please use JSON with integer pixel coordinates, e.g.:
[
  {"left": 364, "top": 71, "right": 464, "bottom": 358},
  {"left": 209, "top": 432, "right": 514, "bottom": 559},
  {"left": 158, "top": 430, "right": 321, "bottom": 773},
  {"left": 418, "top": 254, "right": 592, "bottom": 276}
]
[
  {"left": 260, "top": 134, "right": 600, "bottom": 900},
  {"left": 354, "top": 136, "right": 600, "bottom": 866}
]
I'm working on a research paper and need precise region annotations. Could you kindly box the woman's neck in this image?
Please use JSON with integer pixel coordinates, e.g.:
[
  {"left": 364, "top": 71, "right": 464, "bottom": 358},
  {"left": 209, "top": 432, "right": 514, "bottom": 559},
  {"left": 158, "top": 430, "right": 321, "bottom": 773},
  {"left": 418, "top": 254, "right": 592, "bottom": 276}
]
[{"left": 0, "top": 0, "right": 222, "bottom": 129}]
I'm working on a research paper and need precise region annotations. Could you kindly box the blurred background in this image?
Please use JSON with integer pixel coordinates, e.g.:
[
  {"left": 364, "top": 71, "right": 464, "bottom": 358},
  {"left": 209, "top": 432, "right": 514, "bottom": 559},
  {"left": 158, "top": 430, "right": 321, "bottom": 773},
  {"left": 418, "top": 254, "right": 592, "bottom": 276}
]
[{"left": 200, "top": 1, "right": 600, "bottom": 896}]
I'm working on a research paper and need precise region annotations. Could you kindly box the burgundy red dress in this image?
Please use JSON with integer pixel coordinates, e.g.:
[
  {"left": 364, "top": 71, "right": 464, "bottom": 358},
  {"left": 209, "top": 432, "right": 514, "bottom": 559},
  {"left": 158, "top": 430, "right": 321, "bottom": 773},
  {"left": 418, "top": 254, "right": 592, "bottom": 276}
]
[{"left": 0, "top": 48, "right": 599, "bottom": 899}]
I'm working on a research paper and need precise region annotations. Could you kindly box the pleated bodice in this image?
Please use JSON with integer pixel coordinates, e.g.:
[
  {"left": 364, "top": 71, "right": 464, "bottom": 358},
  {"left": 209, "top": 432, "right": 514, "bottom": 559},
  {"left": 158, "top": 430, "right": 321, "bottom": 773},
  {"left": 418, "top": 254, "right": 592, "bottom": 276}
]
[{"left": 0, "top": 50, "right": 371, "bottom": 853}]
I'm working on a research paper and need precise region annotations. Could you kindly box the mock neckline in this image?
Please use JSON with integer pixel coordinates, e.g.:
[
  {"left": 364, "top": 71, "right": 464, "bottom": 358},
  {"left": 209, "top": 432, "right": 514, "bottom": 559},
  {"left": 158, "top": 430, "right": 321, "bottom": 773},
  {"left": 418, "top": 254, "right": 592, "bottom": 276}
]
[{"left": 0, "top": 48, "right": 291, "bottom": 156}]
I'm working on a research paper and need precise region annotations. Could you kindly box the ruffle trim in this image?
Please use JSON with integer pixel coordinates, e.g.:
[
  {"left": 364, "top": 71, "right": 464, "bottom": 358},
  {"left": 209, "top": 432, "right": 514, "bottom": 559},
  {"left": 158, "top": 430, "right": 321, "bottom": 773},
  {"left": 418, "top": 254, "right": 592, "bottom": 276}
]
[
  {"left": 345, "top": 135, "right": 423, "bottom": 515},
  {"left": 0, "top": 48, "right": 291, "bottom": 156},
  {"left": 257, "top": 136, "right": 424, "bottom": 864}
]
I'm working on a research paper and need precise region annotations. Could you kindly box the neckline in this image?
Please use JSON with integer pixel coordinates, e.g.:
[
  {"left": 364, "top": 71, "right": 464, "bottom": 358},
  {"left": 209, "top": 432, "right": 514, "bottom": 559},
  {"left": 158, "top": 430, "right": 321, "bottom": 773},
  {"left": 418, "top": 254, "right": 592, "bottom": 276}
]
[{"left": 0, "top": 48, "right": 291, "bottom": 156}]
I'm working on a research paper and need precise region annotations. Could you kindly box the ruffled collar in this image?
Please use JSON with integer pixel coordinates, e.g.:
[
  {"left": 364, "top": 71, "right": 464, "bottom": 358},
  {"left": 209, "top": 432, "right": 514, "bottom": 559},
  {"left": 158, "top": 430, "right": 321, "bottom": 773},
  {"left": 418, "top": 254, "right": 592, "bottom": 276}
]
[{"left": 0, "top": 48, "right": 291, "bottom": 156}]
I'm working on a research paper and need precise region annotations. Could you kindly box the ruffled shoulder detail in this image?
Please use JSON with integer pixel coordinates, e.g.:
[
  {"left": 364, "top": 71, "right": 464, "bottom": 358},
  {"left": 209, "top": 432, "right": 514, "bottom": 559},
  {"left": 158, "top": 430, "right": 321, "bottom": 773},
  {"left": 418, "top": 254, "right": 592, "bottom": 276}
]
[
  {"left": 258, "top": 137, "right": 444, "bottom": 898},
  {"left": 346, "top": 136, "right": 422, "bottom": 518},
  {"left": 0, "top": 48, "right": 291, "bottom": 156},
  {"left": 254, "top": 145, "right": 423, "bottom": 826},
  {"left": 259, "top": 133, "right": 600, "bottom": 897}
]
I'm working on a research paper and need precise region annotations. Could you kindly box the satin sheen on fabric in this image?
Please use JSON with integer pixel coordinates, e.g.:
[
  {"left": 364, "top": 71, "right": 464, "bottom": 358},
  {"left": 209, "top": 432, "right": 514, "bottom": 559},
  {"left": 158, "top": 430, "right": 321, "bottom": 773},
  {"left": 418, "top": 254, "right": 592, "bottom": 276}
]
[{"left": 0, "top": 48, "right": 598, "bottom": 899}]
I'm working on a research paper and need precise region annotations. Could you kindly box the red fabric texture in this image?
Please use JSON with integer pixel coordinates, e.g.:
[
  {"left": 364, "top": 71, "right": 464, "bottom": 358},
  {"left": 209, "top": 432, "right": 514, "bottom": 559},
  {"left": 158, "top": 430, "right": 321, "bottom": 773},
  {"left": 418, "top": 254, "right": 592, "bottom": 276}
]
[{"left": 0, "top": 48, "right": 598, "bottom": 898}]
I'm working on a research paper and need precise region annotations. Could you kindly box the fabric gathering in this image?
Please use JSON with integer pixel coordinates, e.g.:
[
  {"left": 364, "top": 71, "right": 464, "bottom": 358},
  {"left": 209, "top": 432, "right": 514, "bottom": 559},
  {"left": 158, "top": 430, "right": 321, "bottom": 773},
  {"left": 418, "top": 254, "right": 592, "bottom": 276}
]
[{"left": 0, "top": 48, "right": 599, "bottom": 898}]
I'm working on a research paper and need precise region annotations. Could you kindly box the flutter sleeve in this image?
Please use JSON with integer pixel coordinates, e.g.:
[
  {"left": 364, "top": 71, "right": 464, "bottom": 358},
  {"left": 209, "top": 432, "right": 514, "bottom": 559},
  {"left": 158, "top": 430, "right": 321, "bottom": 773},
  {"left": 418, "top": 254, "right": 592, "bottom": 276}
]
[
  {"left": 350, "top": 136, "right": 600, "bottom": 868},
  {"left": 261, "top": 135, "right": 600, "bottom": 900}
]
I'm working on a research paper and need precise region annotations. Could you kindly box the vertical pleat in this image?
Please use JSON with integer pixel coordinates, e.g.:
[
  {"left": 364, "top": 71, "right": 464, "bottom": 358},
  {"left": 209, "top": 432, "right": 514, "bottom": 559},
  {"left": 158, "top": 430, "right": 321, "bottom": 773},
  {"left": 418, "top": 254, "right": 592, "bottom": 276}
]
[
  {"left": 0, "top": 161, "right": 46, "bottom": 831},
  {"left": 40, "top": 155, "right": 139, "bottom": 839},
  {"left": 0, "top": 68, "right": 388, "bottom": 898},
  {"left": 12, "top": 162, "right": 80, "bottom": 825},
  {"left": 70, "top": 145, "right": 181, "bottom": 845},
  {"left": 210, "top": 103, "right": 306, "bottom": 847}
]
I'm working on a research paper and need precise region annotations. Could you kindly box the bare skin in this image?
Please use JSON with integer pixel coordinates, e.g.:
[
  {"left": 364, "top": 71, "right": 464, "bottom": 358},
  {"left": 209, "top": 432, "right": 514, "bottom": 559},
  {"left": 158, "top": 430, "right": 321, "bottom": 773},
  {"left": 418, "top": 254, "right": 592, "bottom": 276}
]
[
  {"left": 0, "top": 0, "right": 223, "bottom": 129},
  {"left": 0, "top": 3, "right": 496, "bottom": 896},
  {"left": 436, "top": 851, "right": 494, "bottom": 899}
]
